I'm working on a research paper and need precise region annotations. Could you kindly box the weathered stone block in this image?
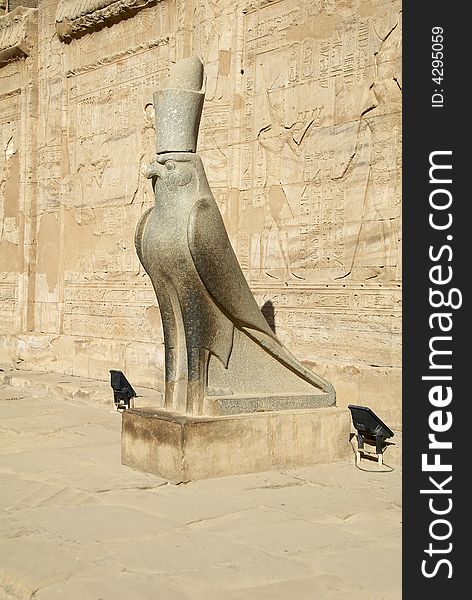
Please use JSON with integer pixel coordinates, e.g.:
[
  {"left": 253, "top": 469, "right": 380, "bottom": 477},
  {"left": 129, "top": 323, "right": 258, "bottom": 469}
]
[{"left": 121, "top": 406, "right": 351, "bottom": 483}]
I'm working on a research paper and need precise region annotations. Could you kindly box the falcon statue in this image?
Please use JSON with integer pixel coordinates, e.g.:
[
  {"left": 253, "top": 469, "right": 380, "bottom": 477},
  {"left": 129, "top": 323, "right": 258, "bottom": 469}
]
[{"left": 135, "top": 57, "right": 335, "bottom": 414}]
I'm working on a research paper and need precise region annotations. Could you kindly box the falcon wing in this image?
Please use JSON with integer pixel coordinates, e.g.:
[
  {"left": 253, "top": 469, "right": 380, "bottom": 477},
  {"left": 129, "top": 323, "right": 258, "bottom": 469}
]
[
  {"left": 188, "top": 197, "right": 335, "bottom": 396},
  {"left": 188, "top": 197, "right": 278, "bottom": 340}
]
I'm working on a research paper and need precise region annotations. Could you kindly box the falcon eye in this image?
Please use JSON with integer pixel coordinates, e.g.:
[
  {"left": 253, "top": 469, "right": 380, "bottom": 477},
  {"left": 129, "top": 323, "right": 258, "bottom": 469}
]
[{"left": 165, "top": 160, "right": 175, "bottom": 171}]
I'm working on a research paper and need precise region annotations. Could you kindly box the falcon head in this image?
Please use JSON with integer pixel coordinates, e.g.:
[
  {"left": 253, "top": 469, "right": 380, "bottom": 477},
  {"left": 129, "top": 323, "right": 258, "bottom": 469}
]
[{"left": 145, "top": 152, "right": 202, "bottom": 191}]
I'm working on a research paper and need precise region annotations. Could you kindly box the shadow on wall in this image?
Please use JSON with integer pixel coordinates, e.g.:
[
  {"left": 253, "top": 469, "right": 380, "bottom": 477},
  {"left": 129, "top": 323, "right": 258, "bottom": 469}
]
[{"left": 261, "top": 300, "right": 276, "bottom": 334}]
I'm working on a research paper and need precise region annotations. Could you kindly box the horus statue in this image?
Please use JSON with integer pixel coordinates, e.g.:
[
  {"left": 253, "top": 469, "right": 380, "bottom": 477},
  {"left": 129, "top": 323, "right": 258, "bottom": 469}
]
[{"left": 135, "top": 56, "right": 335, "bottom": 415}]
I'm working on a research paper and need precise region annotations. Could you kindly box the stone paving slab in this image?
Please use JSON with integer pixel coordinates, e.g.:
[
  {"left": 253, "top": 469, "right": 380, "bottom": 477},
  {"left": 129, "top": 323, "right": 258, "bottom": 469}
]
[
  {"left": 34, "top": 571, "right": 192, "bottom": 600},
  {"left": 0, "top": 378, "right": 401, "bottom": 599},
  {"left": 35, "top": 572, "right": 191, "bottom": 600},
  {"left": 0, "top": 538, "right": 84, "bottom": 600}
]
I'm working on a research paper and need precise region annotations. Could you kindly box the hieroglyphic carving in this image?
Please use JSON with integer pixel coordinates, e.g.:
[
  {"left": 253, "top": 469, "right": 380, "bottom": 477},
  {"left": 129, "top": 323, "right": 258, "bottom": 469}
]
[
  {"left": 65, "top": 47, "right": 169, "bottom": 208},
  {"left": 133, "top": 102, "right": 157, "bottom": 210},
  {"left": 65, "top": 36, "right": 169, "bottom": 78},
  {"left": 254, "top": 89, "right": 322, "bottom": 279},
  {"left": 239, "top": 0, "right": 401, "bottom": 286},
  {"left": 36, "top": 21, "right": 66, "bottom": 212},
  {"left": 332, "top": 12, "right": 402, "bottom": 280},
  {"left": 63, "top": 282, "right": 155, "bottom": 304},
  {"left": 199, "top": 105, "right": 230, "bottom": 182},
  {"left": 63, "top": 2, "right": 169, "bottom": 73},
  {"left": 63, "top": 281, "right": 160, "bottom": 342},
  {"left": 253, "top": 286, "right": 402, "bottom": 312},
  {"left": 49, "top": 4, "right": 175, "bottom": 347},
  {"left": 58, "top": 2, "right": 170, "bottom": 214},
  {"left": 63, "top": 313, "right": 154, "bottom": 340},
  {"left": 0, "top": 84, "right": 21, "bottom": 333},
  {"left": 42, "top": 35, "right": 63, "bottom": 144},
  {"left": 0, "top": 276, "right": 18, "bottom": 332},
  {"left": 56, "top": 0, "right": 158, "bottom": 41},
  {"left": 253, "top": 281, "right": 402, "bottom": 368},
  {"left": 194, "top": 0, "right": 233, "bottom": 102},
  {"left": 0, "top": 94, "right": 19, "bottom": 250},
  {"left": 198, "top": 105, "right": 231, "bottom": 229}
]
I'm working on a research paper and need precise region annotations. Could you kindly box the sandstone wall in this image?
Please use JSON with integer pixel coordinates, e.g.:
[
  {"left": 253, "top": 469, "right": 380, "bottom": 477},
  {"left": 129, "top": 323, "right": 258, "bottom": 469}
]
[{"left": 0, "top": 0, "right": 402, "bottom": 422}]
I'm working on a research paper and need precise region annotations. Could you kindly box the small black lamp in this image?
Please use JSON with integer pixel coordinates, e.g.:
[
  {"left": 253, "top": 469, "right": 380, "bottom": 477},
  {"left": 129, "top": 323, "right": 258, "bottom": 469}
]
[
  {"left": 110, "top": 370, "right": 137, "bottom": 410},
  {"left": 348, "top": 404, "right": 394, "bottom": 466}
]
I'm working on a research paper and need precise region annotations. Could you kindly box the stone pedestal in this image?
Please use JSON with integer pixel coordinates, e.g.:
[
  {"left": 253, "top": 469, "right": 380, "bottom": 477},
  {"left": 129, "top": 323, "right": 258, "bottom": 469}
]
[{"left": 121, "top": 407, "right": 351, "bottom": 483}]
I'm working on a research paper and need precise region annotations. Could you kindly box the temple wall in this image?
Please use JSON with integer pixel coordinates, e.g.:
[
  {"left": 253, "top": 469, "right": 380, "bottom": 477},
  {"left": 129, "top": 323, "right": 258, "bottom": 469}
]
[{"left": 0, "top": 0, "right": 402, "bottom": 422}]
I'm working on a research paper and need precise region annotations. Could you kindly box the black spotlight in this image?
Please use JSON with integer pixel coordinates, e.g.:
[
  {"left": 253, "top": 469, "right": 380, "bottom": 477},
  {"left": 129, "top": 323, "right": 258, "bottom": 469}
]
[
  {"left": 348, "top": 404, "right": 394, "bottom": 466},
  {"left": 110, "top": 370, "right": 137, "bottom": 410}
]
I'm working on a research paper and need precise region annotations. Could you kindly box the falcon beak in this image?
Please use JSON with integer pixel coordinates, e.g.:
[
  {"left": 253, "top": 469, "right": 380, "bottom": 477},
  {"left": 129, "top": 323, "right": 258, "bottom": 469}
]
[{"left": 144, "top": 159, "right": 167, "bottom": 179}]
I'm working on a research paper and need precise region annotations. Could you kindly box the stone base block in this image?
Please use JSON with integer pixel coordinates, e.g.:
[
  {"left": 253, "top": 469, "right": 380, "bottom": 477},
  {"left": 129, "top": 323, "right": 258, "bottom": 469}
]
[
  {"left": 121, "top": 407, "right": 351, "bottom": 483},
  {"left": 204, "top": 391, "right": 334, "bottom": 416}
]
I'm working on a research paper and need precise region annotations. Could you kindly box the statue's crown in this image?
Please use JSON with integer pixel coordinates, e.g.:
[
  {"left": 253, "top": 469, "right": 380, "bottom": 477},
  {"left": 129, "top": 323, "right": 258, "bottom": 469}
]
[{"left": 154, "top": 56, "right": 205, "bottom": 154}]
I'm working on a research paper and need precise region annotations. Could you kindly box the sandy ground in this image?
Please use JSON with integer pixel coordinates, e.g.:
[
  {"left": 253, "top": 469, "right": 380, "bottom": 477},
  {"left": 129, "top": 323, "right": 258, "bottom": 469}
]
[{"left": 0, "top": 372, "right": 401, "bottom": 600}]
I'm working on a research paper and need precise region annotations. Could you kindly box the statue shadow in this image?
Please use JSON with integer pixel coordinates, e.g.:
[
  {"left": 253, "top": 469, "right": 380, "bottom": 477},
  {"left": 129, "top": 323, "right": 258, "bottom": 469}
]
[{"left": 261, "top": 300, "right": 276, "bottom": 334}]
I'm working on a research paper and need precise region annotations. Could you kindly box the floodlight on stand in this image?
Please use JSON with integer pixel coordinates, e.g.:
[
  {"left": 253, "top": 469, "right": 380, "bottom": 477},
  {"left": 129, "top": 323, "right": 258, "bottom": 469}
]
[
  {"left": 110, "top": 370, "right": 137, "bottom": 410},
  {"left": 348, "top": 405, "right": 394, "bottom": 468}
]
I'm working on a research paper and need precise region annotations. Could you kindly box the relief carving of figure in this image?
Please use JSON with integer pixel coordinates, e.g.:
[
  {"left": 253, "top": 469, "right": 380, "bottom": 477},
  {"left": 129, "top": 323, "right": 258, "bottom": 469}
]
[
  {"left": 334, "top": 14, "right": 402, "bottom": 280},
  {"left": 77, "top": 138, "right": 111, "bottom": 203},
  {"left": 0, "top": 136, "right": 16, "bottom": 243},
  {"left": 132, "top": 103, "right": 157, "bottom": 210},
  {"left": 194, "top": 0, "right": 230, "bottom": 101},
  {"left": 43, "top": 36, "right": 64, "bottom": 143},
  {"left": 256, "top": 86, "right": 320, "bottom": 280}
]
